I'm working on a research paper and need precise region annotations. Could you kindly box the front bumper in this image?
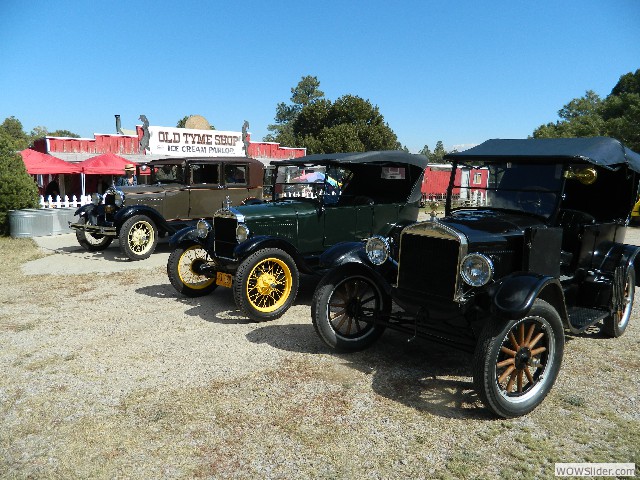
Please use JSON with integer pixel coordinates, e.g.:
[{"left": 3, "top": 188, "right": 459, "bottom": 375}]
[{"left": 68, "top": 221, "right": 117, "bottom": 237}]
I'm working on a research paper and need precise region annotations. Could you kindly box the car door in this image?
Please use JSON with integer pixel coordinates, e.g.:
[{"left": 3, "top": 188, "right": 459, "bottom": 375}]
[
  {"left": 157, "top": 164, "right": 189, "bottom": 220},
  {"left": 322, "top": 199, "right": 374, "bottom": 247},
  {"left": 189, "top": 162, "right": 225, "bottom": 217}
]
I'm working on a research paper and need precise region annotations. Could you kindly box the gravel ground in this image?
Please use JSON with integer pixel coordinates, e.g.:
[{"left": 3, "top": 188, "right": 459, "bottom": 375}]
[{"left": 1, "top": 221, "right": 639, "bottom": 479}]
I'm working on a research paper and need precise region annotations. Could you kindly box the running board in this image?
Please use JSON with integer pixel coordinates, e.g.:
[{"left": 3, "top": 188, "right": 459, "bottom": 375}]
[{"left": 567, "top": 306, "right": 609, "bottom": 333}]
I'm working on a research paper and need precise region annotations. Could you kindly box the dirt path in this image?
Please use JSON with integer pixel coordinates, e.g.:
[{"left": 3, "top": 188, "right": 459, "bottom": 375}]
[{"left": 1, "top": 226, "right": 638, "bottom": 479}]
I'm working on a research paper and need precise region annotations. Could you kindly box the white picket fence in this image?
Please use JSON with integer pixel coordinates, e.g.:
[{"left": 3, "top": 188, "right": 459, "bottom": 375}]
[
  {"left": 39, "top": 194, "right": 92, "bottom": 209},
  {"left": 470, "top": 190, "right": 486, "bottom": 206}
]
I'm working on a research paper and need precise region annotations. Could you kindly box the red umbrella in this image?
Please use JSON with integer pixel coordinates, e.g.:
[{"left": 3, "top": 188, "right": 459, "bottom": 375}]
[
  {"left": 20, "top": 149, "right": 81, "bottom": 174},
  {"left": 79, "top": 153, "right": 134, "bottom": 175}
]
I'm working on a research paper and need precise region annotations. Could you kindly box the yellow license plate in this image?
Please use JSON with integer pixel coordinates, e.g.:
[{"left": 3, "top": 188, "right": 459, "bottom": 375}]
[{"left": 216, "top": 272, "right": 233, "bottom": 288}]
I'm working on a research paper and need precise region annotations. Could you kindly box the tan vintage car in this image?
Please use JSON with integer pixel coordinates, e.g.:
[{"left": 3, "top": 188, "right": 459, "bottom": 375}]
[{"left": 69, "top": 157, "right": 264, "bottom": 260}]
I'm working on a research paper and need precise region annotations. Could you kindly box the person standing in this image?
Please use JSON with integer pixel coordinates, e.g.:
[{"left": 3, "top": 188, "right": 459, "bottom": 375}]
[
  {"left": 44, "top": 179, "right": 60, "bottom": 198},
  {"left": 117, "top": 164, "right": 138, "bottom": 187}
]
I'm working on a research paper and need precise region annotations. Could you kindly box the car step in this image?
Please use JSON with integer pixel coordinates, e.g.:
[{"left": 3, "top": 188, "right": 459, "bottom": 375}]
[{"left": 567, "top": 306, "right": 609, "bottom": 333}]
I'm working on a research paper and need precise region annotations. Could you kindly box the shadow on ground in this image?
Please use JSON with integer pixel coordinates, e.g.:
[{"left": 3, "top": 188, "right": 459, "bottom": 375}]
[
  {"left": 136, "top": 272, "right": 323, "bottom": 325},
  {"left": 136, "top": 283, "right": 252, "bottom": 324},
  {"left": 139, "top": 271, "right": 493, "bottom": 419},
  {"left": 246, "top": 320, "right": 493, "bottom": 420}
]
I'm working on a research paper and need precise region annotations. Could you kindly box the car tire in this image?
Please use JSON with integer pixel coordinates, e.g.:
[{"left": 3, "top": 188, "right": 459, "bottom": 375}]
[
  {"left": 312, "top": 265, "right": 390, "bottom": 352},
  {"left": 233, "top": 248, "right": 298, "bottom": 322},
  {"left": 75, "top": 216, "right": 113, "bottom": 251},
  {"left": 603, "top": 267, "right": 635, "bottom": 338},
  {"left": 167, "top": 244, "right": 218, "bottom": 297},
  {"left": 119, "top": 215, "right": 158, "bottom": 261},
  {"left": 472, "top": 299, "right": 564, "bottom": 418}
]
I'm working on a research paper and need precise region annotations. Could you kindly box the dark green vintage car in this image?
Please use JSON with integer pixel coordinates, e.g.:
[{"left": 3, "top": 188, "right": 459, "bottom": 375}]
[{"left": 167, "top": 150, "right": 428, "bottom": 321}]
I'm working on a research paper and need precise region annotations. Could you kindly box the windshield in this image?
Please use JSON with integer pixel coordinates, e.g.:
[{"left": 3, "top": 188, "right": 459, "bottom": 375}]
[
  {"left": 452, "top": 161, "right": 564, "bottom": 218},
  {"left": 274, "top": 165, "right": 352, "bottom": 203}
]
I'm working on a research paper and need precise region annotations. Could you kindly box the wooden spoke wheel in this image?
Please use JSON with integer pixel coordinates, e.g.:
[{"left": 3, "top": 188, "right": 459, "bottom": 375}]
[
  {"left": 603, "top": 267, "right": 635, "bottom": 337},
  {"left": 473, "top": 299, "right": 564, "bottom": 418}
]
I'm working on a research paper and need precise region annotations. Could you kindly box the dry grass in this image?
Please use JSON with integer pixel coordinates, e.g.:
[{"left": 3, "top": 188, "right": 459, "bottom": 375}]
[{"left": 0, "top": 235, "right": 639, "bottom": 479}]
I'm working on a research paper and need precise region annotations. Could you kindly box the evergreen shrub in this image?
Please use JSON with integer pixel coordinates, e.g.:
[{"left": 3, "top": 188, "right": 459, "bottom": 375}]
[{"left": 0, "top": 136, "right": 39, "bottom": 235}]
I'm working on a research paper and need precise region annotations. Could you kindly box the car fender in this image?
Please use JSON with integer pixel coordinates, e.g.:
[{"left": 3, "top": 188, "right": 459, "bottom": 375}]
[
  {"left": 318, "top": 241, "right": 397, "bottom": 292},
  {"left": 169, "top": 225, "right": 203, "bottom": 248},
  {"left": 596, "top": 242, "right": 640, "bottom": 285},
  {"left": 490, "top": 272, "right": 569, "bottom": 326},
  {"left": 318, "top": 241, "right": 369, "bottom": 269},
  {"left": 74, "top": 204, "right": 95, "bottom": 217},
  {"left": 234, "top": 235, "right": 307, "bottom": 270},
  {"left": 322, "top": 258, "right": 395, "bottom": 297},
  {"left": 114, "top": 206, "right": 173, "bottom": 234}
]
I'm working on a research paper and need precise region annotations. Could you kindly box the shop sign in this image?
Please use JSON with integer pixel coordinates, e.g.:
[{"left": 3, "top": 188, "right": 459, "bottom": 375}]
[{"left": 147, "top": 126, "right": 244, "bottom": 156}]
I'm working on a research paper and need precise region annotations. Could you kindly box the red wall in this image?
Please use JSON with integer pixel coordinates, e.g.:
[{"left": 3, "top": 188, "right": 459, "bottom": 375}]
[
  {"left": 421, "top": 166, "right": 488, "bottom": 197},
  {"left": 34, "top": 130, "right": 306, "bottom": 160}
]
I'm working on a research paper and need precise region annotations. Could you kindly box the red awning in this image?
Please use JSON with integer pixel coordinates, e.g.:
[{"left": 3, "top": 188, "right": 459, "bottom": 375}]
[
  {"left": 20, "top": 149, "right": 81, "bottom": 174},
  {"left": 78, "top": 153, "right": 134, "bottom": 175}
]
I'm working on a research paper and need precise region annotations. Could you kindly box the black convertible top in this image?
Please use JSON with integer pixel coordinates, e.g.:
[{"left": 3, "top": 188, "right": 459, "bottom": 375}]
[
  {"left": 272, "top": 150, "right": 429, "bottom": 169},
  {"left": 445, "top": 137, "right": 640, "bottom": 172}
]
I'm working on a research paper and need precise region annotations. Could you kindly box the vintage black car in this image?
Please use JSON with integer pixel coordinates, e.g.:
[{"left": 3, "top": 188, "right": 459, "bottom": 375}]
[
  {"left": 167, "top": 150, "right": 428, "bottom": 321},
  {"left": 69, "top": 157, "right": 264, "bottom": 260},
  {"left": 311, "top": 137, "right": 640, "bottom": 418}
]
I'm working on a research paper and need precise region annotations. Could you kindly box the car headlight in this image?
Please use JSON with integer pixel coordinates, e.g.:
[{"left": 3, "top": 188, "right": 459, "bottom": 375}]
[
  {"left": 91, "top": 193, "right": 102, "bottom": 205},
  {"left": 196, "top": 219, "right": 211, "bottom": 238},
  {"left": 113, "top": 189, "right": 125, "bottom": 207},
  {"left": 365, "top": 236, "right": 389, "bottom": 265},
  {"left": 460, "top": 253, "right": 494, "bottom": 287},
  {"left": 236, "top": 224, "right": 250, "bottom": 243}
]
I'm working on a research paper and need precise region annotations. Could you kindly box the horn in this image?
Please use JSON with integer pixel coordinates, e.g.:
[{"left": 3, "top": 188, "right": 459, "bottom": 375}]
[{"left": 565, "top": 167, "right": 597, "bottom": 185}]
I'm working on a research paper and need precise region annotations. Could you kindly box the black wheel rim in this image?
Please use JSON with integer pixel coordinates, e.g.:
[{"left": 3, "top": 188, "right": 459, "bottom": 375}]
[{"left": 327, "top": 276, "right": 381, "bottom": 339}]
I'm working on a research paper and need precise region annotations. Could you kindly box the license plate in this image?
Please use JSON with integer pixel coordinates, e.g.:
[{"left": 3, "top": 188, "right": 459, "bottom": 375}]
[{"left": 216, "top": 272, "right": 233, "bottom": 288}]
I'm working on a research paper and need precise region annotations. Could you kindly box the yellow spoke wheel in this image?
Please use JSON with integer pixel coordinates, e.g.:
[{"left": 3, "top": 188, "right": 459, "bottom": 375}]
[
  {"left": 234, "top": 248, "right": 299, "bottom": 322},
  {"left": 119, "top": 215, "right": 158, "bottom": 261},
  {"left": 246, "top": 257, "right": 292, "bottom": 313},
  {"left": 128, "top": 220, "right": 155, "bottom": 254},
  {"left": 167, "top": 244, "right": 218, "bottom": 297}
]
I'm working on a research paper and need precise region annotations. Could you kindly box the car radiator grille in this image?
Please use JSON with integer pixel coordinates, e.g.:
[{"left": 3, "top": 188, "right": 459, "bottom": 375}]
[
  {"left": 397, "top": 232, "right": 461, "bottom": 301},
  {"left": 214, "top": 216, "right": 238, "bottom": 258}
]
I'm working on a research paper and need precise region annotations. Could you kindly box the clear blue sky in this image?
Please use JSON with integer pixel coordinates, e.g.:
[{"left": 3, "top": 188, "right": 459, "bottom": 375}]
[{"left": 1, "top": 0, "right": 638, "bottom": 153}]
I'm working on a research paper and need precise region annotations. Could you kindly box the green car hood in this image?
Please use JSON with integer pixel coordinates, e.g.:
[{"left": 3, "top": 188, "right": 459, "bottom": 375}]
[{"left": 233, "top": 200, "right": 320, "bottom": 246}]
